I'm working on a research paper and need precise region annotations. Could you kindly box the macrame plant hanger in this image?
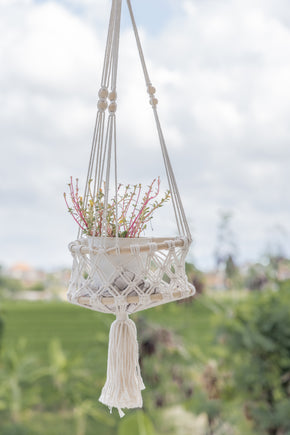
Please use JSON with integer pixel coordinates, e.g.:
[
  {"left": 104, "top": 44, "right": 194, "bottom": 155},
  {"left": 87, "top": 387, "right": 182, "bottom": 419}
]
[{"left": 67, "top": 0, "right": 195, "bottom": 418}]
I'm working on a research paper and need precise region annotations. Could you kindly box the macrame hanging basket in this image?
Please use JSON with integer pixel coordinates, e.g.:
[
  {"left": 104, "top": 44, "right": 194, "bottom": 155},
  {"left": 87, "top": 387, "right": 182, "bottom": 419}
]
[{"left": 67, "top": 0, "right": 195, "bottom": 418}]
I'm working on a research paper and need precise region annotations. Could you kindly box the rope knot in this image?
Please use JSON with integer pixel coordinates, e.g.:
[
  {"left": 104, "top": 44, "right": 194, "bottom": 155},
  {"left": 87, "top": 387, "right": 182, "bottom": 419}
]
[
  {"left": 148, "top": 242, "right": 157, "bottom": 254},
  {"left": 166, "top": 240, "right": 174, "bottom": 249},
  {"left": 139, "top": 293, "right": 151, "bottom": 306},
  {"left": 130, "top": 244, "right": 140, "bottom": 255},
  {"left": 116, "top": 311, "right": 129, "bottom": 321}
]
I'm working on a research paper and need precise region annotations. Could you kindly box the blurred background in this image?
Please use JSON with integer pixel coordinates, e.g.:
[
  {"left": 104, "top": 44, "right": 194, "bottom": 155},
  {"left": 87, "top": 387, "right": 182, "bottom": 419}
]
[{"left": 0, "top": 0, "right": 290, "bottom": 434}]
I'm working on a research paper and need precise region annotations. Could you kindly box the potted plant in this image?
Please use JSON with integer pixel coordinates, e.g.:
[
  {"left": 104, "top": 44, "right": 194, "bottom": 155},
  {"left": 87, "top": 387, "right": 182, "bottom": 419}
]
[
  {"left": 64, "top": 176, "right": 170, "bottom": 239},
  {"left": 64, "top": 177, "right": 170, "bottom": 299}
]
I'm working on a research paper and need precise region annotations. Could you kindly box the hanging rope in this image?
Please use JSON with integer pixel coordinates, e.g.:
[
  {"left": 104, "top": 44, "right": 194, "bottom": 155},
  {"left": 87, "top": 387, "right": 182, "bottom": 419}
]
[
  {"left": 68, "top": 0, "right": 196, "bottom": 418},
  {"left": 79, "top": 0, "right": 191, "bottom": 242},
  {"left": 80, "top": 0, "right": 122, "bottom": 241},
  {"left": 126, "top": 0, "right": 191, "bottom": 241}
]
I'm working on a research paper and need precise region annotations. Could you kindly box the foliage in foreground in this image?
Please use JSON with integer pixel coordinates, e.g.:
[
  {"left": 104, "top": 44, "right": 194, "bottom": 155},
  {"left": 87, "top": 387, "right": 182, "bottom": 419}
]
[
  {"left": 0, "top": 297, "right": 239, "bottom": 435},
  {"left": 218, "top": 287, "right": 290, "bottom": 435},
  {"left": 2, "top": 286, "right": 290, "bottom": 435}
]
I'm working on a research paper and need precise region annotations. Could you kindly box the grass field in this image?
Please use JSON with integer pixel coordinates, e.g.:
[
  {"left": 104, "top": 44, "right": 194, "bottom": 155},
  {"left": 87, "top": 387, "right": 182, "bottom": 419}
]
[
  {"left": 0, "top": 296, "right": 253, "bottom": 435},
  {"left": 1, "top": 297, "right": 216, "bottom": 356}
]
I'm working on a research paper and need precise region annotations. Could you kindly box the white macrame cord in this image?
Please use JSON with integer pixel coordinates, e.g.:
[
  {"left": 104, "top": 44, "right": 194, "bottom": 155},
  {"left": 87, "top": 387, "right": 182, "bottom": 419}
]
[{"left": 67, "top": 0, "right": 195, "bottom": 417}]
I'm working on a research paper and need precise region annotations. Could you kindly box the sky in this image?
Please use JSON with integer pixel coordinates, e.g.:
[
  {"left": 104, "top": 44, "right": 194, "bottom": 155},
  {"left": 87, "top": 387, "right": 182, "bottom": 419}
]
[{"left": 0, "top": 0, "right": 290, "bottom": 271}]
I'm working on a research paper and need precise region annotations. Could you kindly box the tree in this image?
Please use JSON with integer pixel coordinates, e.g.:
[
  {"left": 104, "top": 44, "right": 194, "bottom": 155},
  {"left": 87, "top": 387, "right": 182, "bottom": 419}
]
[
  {"left": 0, "top": 308, "right": 3, "bottom": 352},
  {"left": 214, "top": 212, "right": 239, "bottom": 289},
  {"left": 264, "top": 224, "right": 288, "bottom": 263},
  {"left": 263, "top": 225, "right": 290, "bottom": 283},
  {"left": 218, "top": 287, "right": 290, "bottom": 435},
  {"left": 245, "top": 263, "right": 269, "bottom": 291}
]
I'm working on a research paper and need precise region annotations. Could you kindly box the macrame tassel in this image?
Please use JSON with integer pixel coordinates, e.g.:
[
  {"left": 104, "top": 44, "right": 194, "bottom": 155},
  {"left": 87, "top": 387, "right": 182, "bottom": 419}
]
[{"left": 99, "top": 311, "right": 145, "bottom": 418}]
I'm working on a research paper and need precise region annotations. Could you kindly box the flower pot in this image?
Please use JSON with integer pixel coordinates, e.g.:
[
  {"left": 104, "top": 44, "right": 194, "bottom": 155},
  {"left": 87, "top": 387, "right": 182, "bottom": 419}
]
[
  {"left": 85, "top": 236, "right": 151, "bottom": 292},
  {"left": 68, "top": 236, "right": 195, "bottom": 314}
]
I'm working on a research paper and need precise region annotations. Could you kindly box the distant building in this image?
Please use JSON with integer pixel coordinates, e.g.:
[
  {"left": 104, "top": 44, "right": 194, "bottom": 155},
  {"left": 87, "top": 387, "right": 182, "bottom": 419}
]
[
  {"left": 277, "top": 260, "right": 290, "bottom": 281},
  {"left": 8, "top": 262, "right": 46, "bottom": 286},
  {"left": 5, "top": 263, "right": 70, "bottom": 299}
]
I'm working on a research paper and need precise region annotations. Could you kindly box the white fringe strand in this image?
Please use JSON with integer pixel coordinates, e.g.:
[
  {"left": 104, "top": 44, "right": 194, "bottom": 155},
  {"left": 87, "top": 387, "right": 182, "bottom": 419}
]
[{"left": 99, "top": 311, "right": 145, "bottom": 418}]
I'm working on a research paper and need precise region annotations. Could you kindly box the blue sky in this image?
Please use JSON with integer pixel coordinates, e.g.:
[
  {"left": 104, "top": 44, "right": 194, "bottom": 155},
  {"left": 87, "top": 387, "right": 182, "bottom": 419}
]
[{"left": 0, "top": 0, "right": 290, "bottom": 271}]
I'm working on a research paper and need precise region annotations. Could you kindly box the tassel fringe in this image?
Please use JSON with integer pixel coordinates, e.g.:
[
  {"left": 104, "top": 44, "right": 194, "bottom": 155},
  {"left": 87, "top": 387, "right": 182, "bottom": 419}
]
[{"left": 99, "top": 311, "right": 145, "bottom": 417}]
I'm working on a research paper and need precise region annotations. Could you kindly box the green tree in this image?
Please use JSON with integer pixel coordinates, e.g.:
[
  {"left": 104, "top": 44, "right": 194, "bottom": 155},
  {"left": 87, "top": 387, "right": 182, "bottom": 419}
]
[
  {"left": 218, "top": 288, "right": 290, "bottom": 435},
  {"left": 0, "top": 309, "right": 3, "bottom": 351},
  {"left": 214, "top": 212, "right": 240, "bottom": 289},
  {"left": 245, "top": 263, "right": 269, "bottom": 291}
]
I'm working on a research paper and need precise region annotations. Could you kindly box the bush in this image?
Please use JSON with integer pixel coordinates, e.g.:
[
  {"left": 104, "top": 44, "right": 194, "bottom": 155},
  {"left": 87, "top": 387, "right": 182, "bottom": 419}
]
[
  {"left": 218, "top": 289, "right": 290, "bottom": 435},
  {"left": 29, "top": 282, "right": 45, "bottom": 292}
]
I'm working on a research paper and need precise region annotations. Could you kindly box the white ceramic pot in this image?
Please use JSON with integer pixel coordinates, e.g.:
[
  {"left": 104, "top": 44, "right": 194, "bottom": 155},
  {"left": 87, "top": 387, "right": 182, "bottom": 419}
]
[{"left": 83, "top": 236, "right": 151, "bottom": 289}]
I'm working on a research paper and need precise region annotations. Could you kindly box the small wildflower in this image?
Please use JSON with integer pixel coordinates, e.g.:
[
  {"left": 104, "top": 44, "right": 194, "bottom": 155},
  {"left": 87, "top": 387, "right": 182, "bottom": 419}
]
[{"left": 64, "top": 177, "right": 170, "bottom": 238}]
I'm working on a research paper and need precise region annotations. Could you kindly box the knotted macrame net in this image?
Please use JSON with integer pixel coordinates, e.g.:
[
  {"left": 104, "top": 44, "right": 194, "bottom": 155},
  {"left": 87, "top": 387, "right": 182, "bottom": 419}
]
[{"left": 67, "top": 0, "right": 195, "bottom": 418}]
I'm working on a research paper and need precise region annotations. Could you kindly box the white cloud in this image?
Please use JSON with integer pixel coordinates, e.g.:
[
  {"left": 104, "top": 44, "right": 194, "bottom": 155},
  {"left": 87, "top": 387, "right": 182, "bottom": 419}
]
[{"left": 0, "top": 0, "right": 290, "bottom": 270}]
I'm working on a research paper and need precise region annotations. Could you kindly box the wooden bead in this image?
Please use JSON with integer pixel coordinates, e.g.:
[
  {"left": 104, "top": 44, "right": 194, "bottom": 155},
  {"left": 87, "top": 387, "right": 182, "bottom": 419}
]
[
  {"left": 109, "top": 91, "right": 117, "bottom": 101},
  {"left": 150, "top": 98, "right": 158, "bottom": 106},
  {"left": 98, "top": 88, "right": 108, "bottom": 99},
  {"left": 97, "top": 100, "right": 108, "bottom": 111},
  {"left": 108, "top": 102, "right": 117, "bottom": 113},
  {"left": 148, "top": 86, "right": 156, "bottom": 95}
]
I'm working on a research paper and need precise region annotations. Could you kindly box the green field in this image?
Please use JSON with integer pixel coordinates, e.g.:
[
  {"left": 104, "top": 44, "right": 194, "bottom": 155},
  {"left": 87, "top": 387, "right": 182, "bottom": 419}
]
[
  {"left": 0, "top": 298, "right": 222, "bottom": 434},
  {"left": 1, "top": 292, "right": 284, "bottom": 435},
  {"left": 1, "top": 298, "right": 215, "bottom": 359}
]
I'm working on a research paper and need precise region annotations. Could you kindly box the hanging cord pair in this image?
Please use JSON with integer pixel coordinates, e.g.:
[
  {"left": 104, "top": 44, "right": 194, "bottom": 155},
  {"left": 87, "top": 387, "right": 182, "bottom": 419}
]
[
  {"left": 79, "top": 0, "right": 191, "bottom": 242},
  {"left": 79, "top": 0, "right": 122, "bottom": 241}
]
